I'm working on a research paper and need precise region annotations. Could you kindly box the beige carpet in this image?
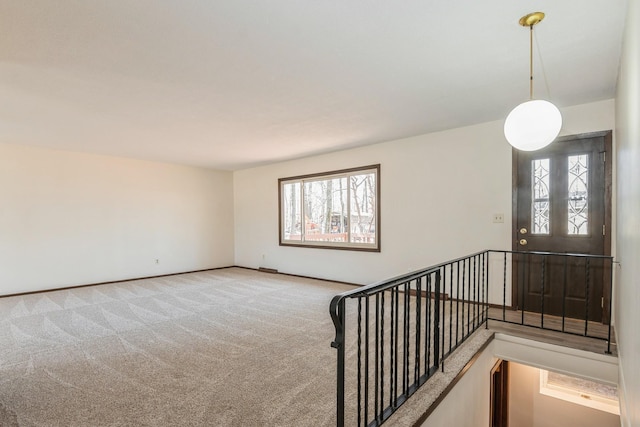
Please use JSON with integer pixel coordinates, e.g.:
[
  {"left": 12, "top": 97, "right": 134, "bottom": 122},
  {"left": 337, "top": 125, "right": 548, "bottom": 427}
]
[{"left": 0, "top": 268, "right": 354, "bottom": 426}]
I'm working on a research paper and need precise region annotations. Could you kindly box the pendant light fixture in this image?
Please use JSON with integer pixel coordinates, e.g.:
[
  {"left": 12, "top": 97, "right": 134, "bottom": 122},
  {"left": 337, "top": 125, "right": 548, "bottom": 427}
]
[{"left": 504, "top": 12, "right": 562, "bottom": 151}]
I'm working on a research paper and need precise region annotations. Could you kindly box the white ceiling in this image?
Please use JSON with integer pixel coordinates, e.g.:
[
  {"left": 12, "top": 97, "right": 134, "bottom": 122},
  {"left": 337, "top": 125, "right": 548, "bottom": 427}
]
[{"left": 0, "top": 1, "right": 628, "bottom": 170}]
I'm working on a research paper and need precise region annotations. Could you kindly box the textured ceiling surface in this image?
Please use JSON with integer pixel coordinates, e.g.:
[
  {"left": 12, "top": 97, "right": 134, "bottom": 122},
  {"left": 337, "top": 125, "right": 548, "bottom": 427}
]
[{"left": 0, "top": 1, "right": 628, "bottom": 170}]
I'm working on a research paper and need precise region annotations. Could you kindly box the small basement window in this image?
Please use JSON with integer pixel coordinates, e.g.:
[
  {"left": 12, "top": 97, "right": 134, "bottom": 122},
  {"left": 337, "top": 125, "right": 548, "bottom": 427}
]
[
  {"left": 279, "top": 164, "right": 380, "bottom": 251},
  {"left": 539, "top": 370, "right": 619, "bottom": 415}
]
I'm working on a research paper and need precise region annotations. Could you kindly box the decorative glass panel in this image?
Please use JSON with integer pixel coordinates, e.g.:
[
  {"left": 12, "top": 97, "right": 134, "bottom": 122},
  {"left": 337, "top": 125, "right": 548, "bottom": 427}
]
[
  {"left": 568, "top": 154, "right": 589, "bottom": 235},
  {"left": 532, "top": 158, "right": 550, "bottom": 234}
]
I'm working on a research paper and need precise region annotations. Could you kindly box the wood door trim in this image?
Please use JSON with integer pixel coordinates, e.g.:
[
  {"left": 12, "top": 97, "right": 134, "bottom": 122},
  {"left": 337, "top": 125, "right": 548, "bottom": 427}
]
[
  {"left": 603, "top": 131, "right": 612, "bottom": 257},
  {"left": 490, "top": 359, "right": 509, "bottom": 427}
]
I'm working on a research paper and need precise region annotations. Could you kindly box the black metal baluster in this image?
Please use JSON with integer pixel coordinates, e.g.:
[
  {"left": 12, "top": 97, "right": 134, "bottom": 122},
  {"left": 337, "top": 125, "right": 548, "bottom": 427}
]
[
  {"left": 441, "top": 270, "right": 446, "bottom": 367},
  {"left": 502, "top": 252, "right": 507, "bottom": 321},
  {"left": 540, "top": 255, "right": 546, "bottom": 329},
  {"left": 365, "top": 297, "right": 370, "bottom": 425},
  {"left": 330, "top": 296, "right": 346, "bottom": 427},
  {"left": 522, "top": 253, "right": 528, "bottom": 325},
  {"left": 448, "top": 265, "right": 453, "bottom": 353},
  {"left": 390, "top": 289, "right": 395, "bottom": 410},
  {"left": 419, "top": 274, "right": 424, "bottom": 376},
  {"left": 374, "top": 293, "right": 379, "bottom": 423},
  {"left": 434, "top": 271, "right": 441, "bottom": 370},
  {"left": 473, "top": 256, "right": 477, "bottom": 329},
  {"left": 461, "top": 259, "right": 466, "bottom": 338},
  {"left": 394, "top": 286, "right": 400, "bottom": 407},
  {"left": 480, "top": 253, "right": 484, "bottom": 324},
  {"left": 562, "top": 256, "right": 568, "bottom": 333},
  {"left": 357, "top": 298, "right": 362, "bottom": 427},
  {"left": 415, "top": 278, "right": 422, "bottom": 383},
  {"left": 484, "top": 252, "right": 487, "bottom": 322},
  {"left": 426, "top": 274, "right": 432, "bottom": 373},
  {"left": 403, "top": 282, "right": 409, "bottom": 397},
  {"left": 585, "top": 258, "right": 591, "bottom": 336},
  {"left": 456, "top": 262, "right": 460, "bottom": 346},
  {"left": 380, "top": 291, "right": 385, "bottom": 422},
  {"left": 606, "top": 258, "right": 613, "bottom": 354},
  {"left": 423, "top": 273, "right": 429, "bottom": 376},
  {"left": 467, "top": 258, "right": 471, "bottom": 336},
  {"left": 478, "top": 255, "right": 482, "bottom": 326}
]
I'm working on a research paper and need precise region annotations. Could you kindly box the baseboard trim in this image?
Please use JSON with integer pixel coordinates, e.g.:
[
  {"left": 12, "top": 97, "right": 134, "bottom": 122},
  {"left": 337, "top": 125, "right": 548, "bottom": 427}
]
[
  {"left": 2, "top": 266, "right": 513, "bottom": 305},
  {"left": 234, "top": 265, "right": 362, "bottom": 287}
]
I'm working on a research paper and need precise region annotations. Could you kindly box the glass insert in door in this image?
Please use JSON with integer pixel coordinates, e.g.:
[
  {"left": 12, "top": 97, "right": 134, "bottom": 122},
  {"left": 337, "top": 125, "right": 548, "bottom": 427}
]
[
  {"left": 531, "top": 158, "right": 550, "bottom": 234},
  {"left": 568, "top": 154, "right": 589, "bottom": 235}
]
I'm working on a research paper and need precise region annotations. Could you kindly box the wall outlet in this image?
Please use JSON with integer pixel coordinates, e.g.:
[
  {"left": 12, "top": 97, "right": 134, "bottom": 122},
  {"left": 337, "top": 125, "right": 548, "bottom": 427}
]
[{"left": 493, "top": 213, "right": 505, "bottom": 223}]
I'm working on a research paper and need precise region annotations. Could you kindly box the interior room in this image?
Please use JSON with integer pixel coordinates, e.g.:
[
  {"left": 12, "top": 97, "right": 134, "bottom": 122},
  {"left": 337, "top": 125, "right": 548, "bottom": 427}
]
[{"left": 0, "top": 1, "right": 637, "bottom": 426}]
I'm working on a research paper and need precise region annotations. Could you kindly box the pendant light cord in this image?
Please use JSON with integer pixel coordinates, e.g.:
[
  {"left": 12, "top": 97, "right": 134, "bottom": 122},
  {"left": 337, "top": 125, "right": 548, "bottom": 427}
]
[
  {"left": 534, "top": 29, "right": 553, "bottom": 101},
  {"left": 529, "top": 24, "right": 534, "bottom": 100}
]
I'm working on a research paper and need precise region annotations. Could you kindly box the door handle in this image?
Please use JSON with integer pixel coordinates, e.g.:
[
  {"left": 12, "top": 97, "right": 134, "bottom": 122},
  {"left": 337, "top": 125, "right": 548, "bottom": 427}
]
[
  {"left": 519, "top": 227, "right": 528, "bottom": 234},
  {"left": 519, "top": 239, "right": 528, "bottom": 246}
]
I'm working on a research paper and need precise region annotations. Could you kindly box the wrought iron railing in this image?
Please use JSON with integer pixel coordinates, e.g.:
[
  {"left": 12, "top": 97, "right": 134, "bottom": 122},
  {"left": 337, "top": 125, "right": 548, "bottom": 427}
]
[
  {"left": 330, "top": 251, "right": 489, "bottom": 427},
  {"left": 487, "top": 250, "right": 614, "bottom": 354},
  {"left": 329, "top": 249, "right": 614, "bottom": 427}
]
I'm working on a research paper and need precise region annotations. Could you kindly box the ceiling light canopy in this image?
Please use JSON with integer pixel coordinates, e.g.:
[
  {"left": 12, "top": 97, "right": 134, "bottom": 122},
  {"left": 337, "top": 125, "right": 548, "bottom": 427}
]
[{"left": 504, "top": 12, "right": 562, "bottom": 152}]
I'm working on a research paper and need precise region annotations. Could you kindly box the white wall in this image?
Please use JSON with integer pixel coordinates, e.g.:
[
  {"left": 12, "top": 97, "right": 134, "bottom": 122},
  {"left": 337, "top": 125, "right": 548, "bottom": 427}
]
[
  {"left": 425, "top": 335, "right": 619, "bottom": 427},
  {"left": 234, "top": 100, "right": 614, "bottom": 285},
  {"left": 614, "top": 1, "right": 640, "bottom": 426},
  {"left": 0, "top": 143, "right": 235, "bottom": 295},
  {"left": 509, "top": 363, "right": 620, "bottom": 427},
  {"left": 492, "top": 334, "right": 618, "bottom": 387},
  {"left": 419, "top": 341, "right": 497, "bottom": 427},
  {"left": 0, "top": 99, "right": 616, "bottom": 296}
]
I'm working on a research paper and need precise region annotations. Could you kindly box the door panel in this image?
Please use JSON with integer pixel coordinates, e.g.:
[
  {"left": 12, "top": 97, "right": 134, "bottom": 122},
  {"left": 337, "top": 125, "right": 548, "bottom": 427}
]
[{"left": 513, "top": 131, "right": 611, "bottom": 323}]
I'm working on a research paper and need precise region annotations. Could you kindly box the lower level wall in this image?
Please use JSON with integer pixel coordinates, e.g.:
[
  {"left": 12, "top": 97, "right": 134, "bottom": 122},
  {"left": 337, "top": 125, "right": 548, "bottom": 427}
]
[
  {"left": 509, "top": 363, "right": 620, "bottom": 427},
  {"left": 422, "top": 334, "right": 620, "bottom": 427},
  {"left": 420, "top": 341, "right": 496, "bottom": 427}
]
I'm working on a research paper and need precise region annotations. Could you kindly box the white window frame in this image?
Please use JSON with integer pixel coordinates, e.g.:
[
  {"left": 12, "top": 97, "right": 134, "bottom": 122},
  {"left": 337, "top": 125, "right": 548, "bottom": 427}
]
[{"left": 539, "top": 369, "right": 619, "bottom": 415}]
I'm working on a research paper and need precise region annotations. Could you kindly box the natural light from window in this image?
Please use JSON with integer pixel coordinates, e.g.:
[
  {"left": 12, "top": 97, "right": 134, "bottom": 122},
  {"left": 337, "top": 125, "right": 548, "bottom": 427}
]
[
  {"left": 279, "top": 165, "right": 380, "bottom": 251},
  {"left": 539, "top": 369, "right": 619, "bottom": 415}
]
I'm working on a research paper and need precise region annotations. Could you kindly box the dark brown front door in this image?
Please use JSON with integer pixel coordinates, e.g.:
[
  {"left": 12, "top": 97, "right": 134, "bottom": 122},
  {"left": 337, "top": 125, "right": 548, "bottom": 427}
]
[{"left": 513, "top": 131, "right": 612, "bottom": 322}]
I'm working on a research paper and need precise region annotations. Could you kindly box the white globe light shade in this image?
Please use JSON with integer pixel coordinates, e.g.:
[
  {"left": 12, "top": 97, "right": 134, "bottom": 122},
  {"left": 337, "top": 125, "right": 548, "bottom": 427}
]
[{"left": 504, "top": 99, "right": 562, "bottom": 151}]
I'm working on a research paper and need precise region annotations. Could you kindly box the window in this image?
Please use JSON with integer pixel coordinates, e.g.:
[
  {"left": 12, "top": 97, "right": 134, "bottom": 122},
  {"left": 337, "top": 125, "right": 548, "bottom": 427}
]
[
  {"left": 279, "top": 165, "right": 380, "bottom": 251},
  {"left": 539, "top": 369, "right": 619, "bottom": 415}
]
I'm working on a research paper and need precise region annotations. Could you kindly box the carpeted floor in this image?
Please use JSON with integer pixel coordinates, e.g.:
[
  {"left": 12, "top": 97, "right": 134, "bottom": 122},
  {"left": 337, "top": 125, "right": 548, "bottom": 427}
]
[{"left": 0, "top": 268, "right": 355, "bottom": 426}]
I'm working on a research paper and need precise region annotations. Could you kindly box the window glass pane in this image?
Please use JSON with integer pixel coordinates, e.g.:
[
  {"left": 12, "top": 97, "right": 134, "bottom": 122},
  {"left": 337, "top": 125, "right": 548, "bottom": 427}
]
[
  {"left": 303, "top": 177, "right": 348, "bottom": 242},
  {"left": 350, "top": 173, "right": 376, "bottom": 244},
  {"left": 532, "top": 158, "right": 550, "bottom": 234},
  {"left": 568, "top": 154, "right": 589, "bottom": 235},
  {"left": 282, "top": 182, "right": 302, "bottom": 241},
  {"left": 279, "top": 165, "right": 379, "bottom": 250}
]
